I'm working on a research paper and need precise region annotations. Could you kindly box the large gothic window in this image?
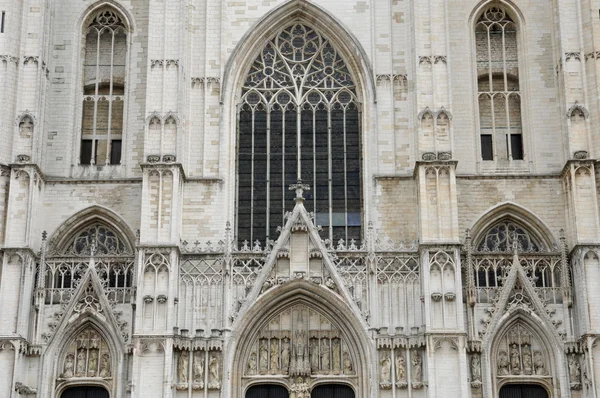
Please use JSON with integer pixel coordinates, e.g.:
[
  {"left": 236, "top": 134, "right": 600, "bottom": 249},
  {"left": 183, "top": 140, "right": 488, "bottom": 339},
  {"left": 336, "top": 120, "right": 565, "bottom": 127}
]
[
  {"left": 237, "top": 24, "right": 361, "bottom": 244},
  {"left": 476, "top": 6, "right": 523, "bottom": 162},
  {"left": 80, "top": 9, "right": 127, "bottom": 165}
]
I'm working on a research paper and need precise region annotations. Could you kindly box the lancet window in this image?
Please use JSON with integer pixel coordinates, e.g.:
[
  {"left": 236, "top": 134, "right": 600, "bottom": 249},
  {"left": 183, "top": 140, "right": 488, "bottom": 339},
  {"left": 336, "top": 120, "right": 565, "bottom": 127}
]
[
  {"left": 43, "top": 223, "right": 135, "bottom": 304},
  {"left": 237, "top": 24, "right": 362, "bottom": 244},
  {"left": 80, "top": 9, "right": 127, "bottom": 165},
  {"left": 476, "top": 6, "right": 523, "bottom": 162}
]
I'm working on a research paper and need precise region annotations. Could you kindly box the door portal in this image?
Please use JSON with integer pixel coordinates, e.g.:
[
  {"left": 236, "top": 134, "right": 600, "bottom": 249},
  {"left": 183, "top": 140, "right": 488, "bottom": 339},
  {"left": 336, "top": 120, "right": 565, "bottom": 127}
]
[
  {"left": 499, "top": 384, "right": 549, "bottom": 398},
  {"left": 311, "top": 384, "right": 355, "bottom": 398},
  {"left": 246, "top": 384, "right": 289, "bottom": 398},
  {"left": 61, "top": 386, "right": 109, "bottom": 398}
]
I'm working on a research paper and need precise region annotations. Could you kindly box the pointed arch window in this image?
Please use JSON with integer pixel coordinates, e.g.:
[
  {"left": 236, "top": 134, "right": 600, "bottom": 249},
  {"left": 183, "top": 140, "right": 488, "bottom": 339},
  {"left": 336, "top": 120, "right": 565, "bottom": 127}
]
[
  {"left": 80, "top": 9, "right": 127, "bottom": 165},
  {"left": 237, "top": 24, "right": 362, "bottom": 244},
  {"left": 476, "top": 6, "right": 523, "bottom": 161}
]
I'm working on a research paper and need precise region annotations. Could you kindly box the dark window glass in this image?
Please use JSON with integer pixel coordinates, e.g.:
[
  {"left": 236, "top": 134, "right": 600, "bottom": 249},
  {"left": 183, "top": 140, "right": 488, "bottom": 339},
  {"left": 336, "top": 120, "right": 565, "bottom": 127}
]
[
  {"left": 1, "top": 11, "right": 5, "bottom": 33},
  {"left": 80, "top": 140, "right": 95, "bottom": 165},
  {"left": 61, "top": 386, "right": 109, "bottom": 398},
  {"left": 311, "top": 384, "right": 355, "bottom": 398},
  {"left": 246, "top": 385, "right": 289, "bottom": 398},
  {"left": 499, "top": 384, "right": 548, "bottom": 398},
  {"left": 481, "top": 135, "right": 493, "bottom": 160},
  {"left": 511, "top": 134, "right": 523, "bottom": 160},
  {"left": 110, "top": 139, "right": 122, "bottom": 165}
]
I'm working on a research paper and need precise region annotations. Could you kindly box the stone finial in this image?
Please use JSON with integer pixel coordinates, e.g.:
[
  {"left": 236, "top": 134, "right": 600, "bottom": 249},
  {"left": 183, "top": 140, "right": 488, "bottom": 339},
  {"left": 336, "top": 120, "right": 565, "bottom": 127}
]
[{"left": 289, "top": 180, "right": 310, "bottom": 202}]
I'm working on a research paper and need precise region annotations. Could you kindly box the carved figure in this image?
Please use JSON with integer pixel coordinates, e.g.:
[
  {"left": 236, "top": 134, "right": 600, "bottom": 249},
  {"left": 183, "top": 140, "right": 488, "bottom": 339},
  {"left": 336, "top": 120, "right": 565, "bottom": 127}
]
[
  {"left": 522, "top": 345, "right": 532, "bottom": 375},
  {"left": 343, "top": 351, "right": 353, "bottom": 374},
  {"left": 19, "top": 117, "right": 33, "bottom": 138},
  {"left": 270, "top": 339, "right": 279, "bottom": 372},
  {"left": 321, "top": 339, "right": 330, "bottom": 372},
  {"left": 290, "top": 376, "right": 310, "bottom": 398},
  {"left": 412, "top": 350, "right": 422, "bottom": 383},
  {"left": 76, "top": 349, "right": 86, "bottom": 377},
  {"left": 569, "top": 355, "right": 581, "bottom": 384},
  {"left": 497, "top": 350, "right": 509, "bottom": 375},
  {"left": 380, "top": 355, "right": 392, "bottom": 385},
  {"left": 281, "top": 338, "right": 290, "bottom": 373},
  {"left": 178, "top": 351, "right": 189, "bottom": 383},
  {"left": 332, "top": 339, "right": 341, "bottom": 373},
  {"left": 62, "top": 354, "right": 74, "bottom": 378},
  {"left": 259, "top": 340, "right": 268, "bottom": 374},
  {"left": 99, "top": 354, "right": 111, "bottom": 378},
  {"left": 471, "top": 354, "right": 481, "bottom": 382},
  {"left": 247, "top": 351, "right": 257, "bottom": 375},
  {"left": 88, "top": 350, "right": 98, "bottom": 376},
  {"left": 396, "top": 353, "right": 406, "bottom": 382},
  {"left": 310, "top": 339, "right": 319, "bottom": 373},
  {"left": 534, "top": 351, "right": 547, "bottom": 375},
  {"left": 193, "top": 353, "right": 205, "bottom": 385},
  {"left": 89, "top": 332, "right": 100, "bottom": 349},
  {"left": 208, "top": 356, "right": 220, "bottom": 389},
  {"left": 510, "top": 344, "right": 521, "bottom": 374}
]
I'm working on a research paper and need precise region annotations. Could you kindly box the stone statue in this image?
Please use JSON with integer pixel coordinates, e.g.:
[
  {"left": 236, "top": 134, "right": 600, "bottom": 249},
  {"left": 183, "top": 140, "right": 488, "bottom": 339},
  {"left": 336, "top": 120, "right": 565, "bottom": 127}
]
[
  {"left": 88, "top": 350, "right": 98, "bottom": 376},
  {"left": 247, "top": 351, "right": 257, "bottom": 375},
  {"left": 332, "top": 339, "right": 341, "bottom": 373},
  {"left": 310, "top": 339, "right": 319, "bottom": 373},
  {"left": 522, "top": 345, "right": 532, "bottom": 375},
  {"left": 62, "top": 354, "right": 74, "bottom": 378},
  {"left": 76, "top": 349, "right": 86, "bottom": 377},
  {"left": 178, "top": 351, "right": 189, "bottom": 383},
  {"left": 396, "top": 352, "right": 406, "bottom": 383},
  {"left": 281, "top": 338, "right": 290, "bottom": 373},
  {"left": 534, "top": 351, "right": 547, "bottom": 375},
  {"left": 510, "top": 344, "right": 521, "bottom": 374},
  {"left": 208, "top": 356, "right": 220, "bottom": 389},
  {"left": 471, "top": 354, "right": 481, "bottom": 382},
  {"left": 380, "top": 355, "right": 392, "bottom": 387},
  {"left": 498, "top": 350, "right": 509, "bottom": 376},
  {"left": 569, "top": 354, "right": 581, "bottom": 384},
  {"left": 89, "top": 332, "right": 100, "bottom": 349},
  {"left": 99, "top": 354, "right": 110, "bottom": 378},
  {"left": 321, "top": 339, "right": 330, "bottom": 372},
  {"left": 343, "top": 350, "right": 353, "bottom": 374},
  {"left": 290, "top": 376, "right": 310, "bottom": 398},
  {"left": 19, "top": 117, "right": 33, "bottom": 138},
  {"left": 412, "top": 350, "right": 422, "bottom": 383},
  {"left": 259, "top": 340, "right": 268, "bottom": 374},
  {"left": 270, "top": 339, "right": 279, "bottom": 372},
  {"left": 193, "top": 353, "right": 205, "bottom": 385}
]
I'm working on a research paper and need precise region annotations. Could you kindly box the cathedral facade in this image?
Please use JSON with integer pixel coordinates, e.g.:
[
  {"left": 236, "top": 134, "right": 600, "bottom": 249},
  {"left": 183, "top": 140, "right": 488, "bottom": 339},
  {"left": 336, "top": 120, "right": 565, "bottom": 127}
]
[{"left": 0, "top": 0, "right": 598, "bottom": 397}]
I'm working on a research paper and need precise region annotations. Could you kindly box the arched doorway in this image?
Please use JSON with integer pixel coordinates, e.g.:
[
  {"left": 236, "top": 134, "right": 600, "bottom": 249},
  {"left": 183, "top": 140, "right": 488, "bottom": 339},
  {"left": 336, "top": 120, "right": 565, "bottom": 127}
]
[
  {"left": 246, "top": 384, "right": 289, "bottom": 398},
  {"left": 311, "top": 384, "right": 355, "bottom": 398},
  {"left": 499, "top": 384, "right": 548, "bottom": 398},
  {"left": 61, "top": 386, "right": 109, "bottom": 398}
]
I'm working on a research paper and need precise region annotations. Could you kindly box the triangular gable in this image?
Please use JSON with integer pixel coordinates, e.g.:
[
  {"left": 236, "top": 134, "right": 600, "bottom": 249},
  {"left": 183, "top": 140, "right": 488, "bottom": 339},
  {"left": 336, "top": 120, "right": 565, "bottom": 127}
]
[{"left": 234, "top": 190, "right": 368, "bottom": 331}]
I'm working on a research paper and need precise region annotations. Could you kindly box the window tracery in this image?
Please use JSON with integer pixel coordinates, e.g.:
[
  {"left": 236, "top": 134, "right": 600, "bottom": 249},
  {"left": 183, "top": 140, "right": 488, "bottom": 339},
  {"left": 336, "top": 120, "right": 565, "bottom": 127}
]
[
  {"left": 237, "top": 24, "right": 361, "bottom": 244},
  {"left": 80, "top": 9, "right": 127, "bottom": 166},
  {"left": 476, "top": 221, "right": 541, "bottom": 253},
  {"left": 476, "top": 6, "right": 523, "bottom": 162}
]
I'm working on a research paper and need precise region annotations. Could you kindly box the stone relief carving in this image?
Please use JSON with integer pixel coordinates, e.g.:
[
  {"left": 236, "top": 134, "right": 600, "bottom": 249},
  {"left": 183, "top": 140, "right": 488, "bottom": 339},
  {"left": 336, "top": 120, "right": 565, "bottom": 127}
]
[
  {"left": 470, "top": 354, "right": 482, "bottom": 388},
  {"left": 395, "top": 351, "right": 407, "bottom": 388},
  {"left": 569, "top": 354, "right": 582, "bottom": 389},
  {"left": 208, "top": 354, "right": 220, "bottom": 389},
  {"left": 411, "top": 349, "right": 423, "bottom": 389},
  {"left": 290, "top": 376, "right": 310, "bottom": 398},
  {"left": 380, "top": 352, "right": 392, "bottom": 389},
  {"left": 59, "top": 327, "right": 111, "bottom": 380},
  {"left": 178, "top": 351, "right": 189, "bottom": 384},
  {"left": 496, "top": 323, "right": 548, "bottom": 379}
]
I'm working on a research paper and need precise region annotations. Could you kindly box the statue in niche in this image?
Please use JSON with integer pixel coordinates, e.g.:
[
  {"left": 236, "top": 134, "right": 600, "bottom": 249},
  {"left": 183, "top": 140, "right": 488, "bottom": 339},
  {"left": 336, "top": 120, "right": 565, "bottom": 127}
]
[
  {"left": 343, "top": 351, "right": 353, "bottom": 374},
  {"left": 88, "top": 350, "right": 98, "bottom": 377},
  {"left": 208, "top": 355, "right": 220, "bottom": 389},
  {"left": 522, "top": 345, "right": 533, "bottom": 375},
  {"left": 259, "top": 340, "right": 268, "bottom": 374},
  {"left": 76, "top": 349, "right": 86, "bottom": 377},
  {"left": 412, "top": 350, "right": 423, "bottom": 385},
  {"left": 99, "top": 354, "right": 111, "bottom": 378},
  {"left": 62, "top": 354, "right": 75, "bottom": 378},
  {"left": 89, "top": 331, "right": 100, "bottom": 349},
  {"left": 290, "top": 376, "right": 310, "bottom": 398},
  {"left": 510, "top": 344, "right": 521, "bottom": 374},
  {"left": 471, "top": 354, "right": 481, "bottom": 382},
  {"left": 178, "top": 351, "right": 189, "bottom": 383},
  {"left": 270, "top": 339, "right": 279, "bottom": 372},
  {"left": 380, "top": 354, "right": 392, "bottom": 388},
  {"left": 320, "top": 339, "right": 330, "bottom": 372},
  {"left": 19, "top": 117, "right": 33, "bottom": 138},
  {"left": 498, "top": 351, "right": 509, "bottom": 376},
  {"left": 281, "top": 338, "right": 290, "bottom": 373},
  {"left": 569, "top": 355, "right": 581, "bottom": 385},
  {"left": 396, "top": 352, "right": 406, "bottom": 384},
  {"left": 247, "top": 351, "right": 257, "bottom": 375},
  {"left": 193, "top": 353, "right": 205, "bottom": 386},
  {"left": 332, "top": 339, "right": 341, "bottom": 374},
  {"left": 310, "top": 339, "right": 319, "bottom": 373},
  {"left": 534, "top": 351, "right": 547, "bottom": 375}
]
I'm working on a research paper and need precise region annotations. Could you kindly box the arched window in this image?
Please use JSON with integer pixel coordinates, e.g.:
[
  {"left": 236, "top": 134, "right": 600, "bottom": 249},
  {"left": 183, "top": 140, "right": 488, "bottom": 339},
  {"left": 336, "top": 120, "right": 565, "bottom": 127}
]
[
  {"left": 476, "top": 221, "right": 541, "bottom": 253},
  {"left": 237, "top": 24, "right": 362, "bottom": 244},
  {"left": 476, "top": 6, "right": 523, "bottom": 162},
  {"left": 80, "top": 9, "right": 127, "bottom": 165},
  {"left": 246, "top": 384, "right": 289, "bottom": 398}
]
